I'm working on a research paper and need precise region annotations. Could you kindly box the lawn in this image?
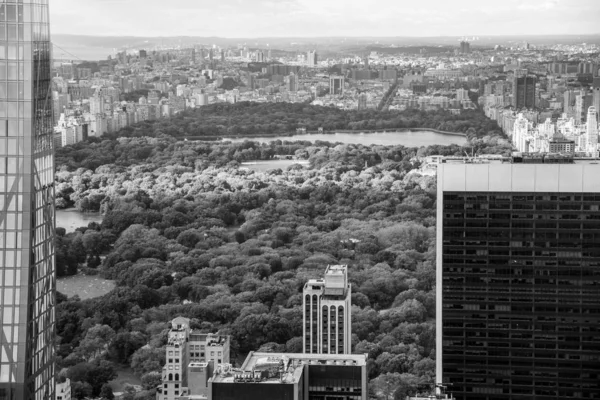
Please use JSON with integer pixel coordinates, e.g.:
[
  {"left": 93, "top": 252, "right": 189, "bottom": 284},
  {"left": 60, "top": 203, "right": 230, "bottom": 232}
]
[
  {"left": 108, "top": 366, "right": 143, "bottom": 394},
  {"left": 57, "top": 274, "right": 116, "bottom": 300}
]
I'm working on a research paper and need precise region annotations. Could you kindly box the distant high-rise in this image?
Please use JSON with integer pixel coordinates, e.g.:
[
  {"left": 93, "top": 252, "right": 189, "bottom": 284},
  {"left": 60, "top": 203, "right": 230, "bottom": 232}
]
[
  {"left": 437, "top": 161, "right": 600, "bottom": 400},
  {"left": 564, "top": 89, "right": 574, "bottom": 114},
  {"left": 303, "top": 265, "right": 352, "bottom": 354},
  {"left": 460, "top": 41, "right": 470, "bottom": 54},
  {"left": 593, "top": 77, "right": 600, "bottom": 116},
  {"left": 586, "top": 106, "right": 598, "bottom": 152},
  {"left": 0, "top": 1, "right": 56, "bottom": 399},
  {"left": 286, "top": 73, "right": 297, "bottom": 93},
  {"left": 358, "top": 93, "right": 368, "bottom": 110},
  {"left": 329, "top": 76, "right": 344, "bottom": 95},
  {"left": 307, "top": 50, "right": 318, "bottom": 67},
  {"left": 255, "top": 51, "right": 264, "bottom": 63},
  {"left": 576, "top": 92, "right": 593, "bottom": 125},
  {"left": 139, "top": 49, "right": 147, "bottom": 59},
  {"left": 512, "top": 75, "right": 536, "bottom": 109}
]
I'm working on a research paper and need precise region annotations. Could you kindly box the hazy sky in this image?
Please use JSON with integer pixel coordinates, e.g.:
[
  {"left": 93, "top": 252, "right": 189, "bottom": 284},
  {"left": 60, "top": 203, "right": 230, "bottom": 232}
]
[{"left": 51, "top": 0, "right": 599, "bottom": 37}]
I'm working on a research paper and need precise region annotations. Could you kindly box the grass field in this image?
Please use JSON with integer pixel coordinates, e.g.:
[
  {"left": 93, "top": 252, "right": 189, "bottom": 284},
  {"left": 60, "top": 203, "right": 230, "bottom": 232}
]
[
  {"left": 108, "top": 366, "right": 143, "bottom": 394},
  {"left": 57, "top": 274, "right": 116, "bottom": 300}
]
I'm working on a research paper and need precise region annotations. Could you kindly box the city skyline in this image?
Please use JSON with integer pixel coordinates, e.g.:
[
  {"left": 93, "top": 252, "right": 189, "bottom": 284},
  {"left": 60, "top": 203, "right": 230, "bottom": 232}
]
[{"left": 50, "top": 0, "right": 600, "bottom": 38}]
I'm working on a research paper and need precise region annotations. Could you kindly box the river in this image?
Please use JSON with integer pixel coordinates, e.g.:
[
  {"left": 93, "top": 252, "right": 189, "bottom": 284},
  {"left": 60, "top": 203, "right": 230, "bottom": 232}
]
[
  {"left": 56, "top": 209, "right": 103, "bottom": 233},
  {"left": 223, "top": 130, "right": 467, "bottom": 147}
]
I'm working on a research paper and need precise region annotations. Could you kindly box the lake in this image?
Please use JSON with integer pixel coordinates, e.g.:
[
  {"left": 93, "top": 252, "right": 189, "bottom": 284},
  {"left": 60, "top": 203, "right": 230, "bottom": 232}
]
[
  {"left": 56, "top": 209, "right": 103, "bottom": 233},
  {"left": 224, "top": 130, "right": 467, "bottom": 147}
]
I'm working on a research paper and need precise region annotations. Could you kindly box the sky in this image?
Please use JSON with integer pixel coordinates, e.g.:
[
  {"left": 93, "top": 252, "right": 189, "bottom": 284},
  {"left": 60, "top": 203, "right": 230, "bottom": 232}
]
[{"left": 51, "top": 0, "right": 600, "bottom": 38}]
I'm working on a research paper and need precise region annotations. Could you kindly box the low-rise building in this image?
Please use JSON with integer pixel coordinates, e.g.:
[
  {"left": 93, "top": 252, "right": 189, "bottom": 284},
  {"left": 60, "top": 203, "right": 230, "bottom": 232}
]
[
  {"left": 56, "top": 378, "right": 71, "bottom": 400},
  {"left": 209, "top": 352, "right": 368, "bottom": 400}
]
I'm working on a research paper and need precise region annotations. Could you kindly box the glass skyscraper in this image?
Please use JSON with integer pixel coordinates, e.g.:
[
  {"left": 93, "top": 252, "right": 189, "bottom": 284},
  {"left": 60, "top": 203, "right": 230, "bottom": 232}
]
[
  {"left": 437, "top": 161, "right": 600, "bottom": 400},
  {"left": 0, "top": 1, "right": 55, "bottom": 400}
]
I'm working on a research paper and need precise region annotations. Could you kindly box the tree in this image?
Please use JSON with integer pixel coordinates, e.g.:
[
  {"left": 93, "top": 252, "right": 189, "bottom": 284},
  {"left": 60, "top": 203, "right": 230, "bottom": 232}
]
[
  {"left": 108, "top": 331, "right": 147, "bottom": 363},
  {"left": 370, "top": 373, "right": 403, "bottom": 400},
  {"left": 67, "top": 361, "right": 117, "bottom": 397},
  {"left": 131, "top": 347, "right": 165, "bottom": 377},
  {"left": 71, "top": 381, "right": 93, "bottom": 400},
  {"left": 141, "top": 371, "right": 162, "bottom": 390},
  {"left": 75, "top": 324, "right": 116, "bottom": 362},
  {"left": 99, "top": 384, "right": 115, "bottom": 400}
]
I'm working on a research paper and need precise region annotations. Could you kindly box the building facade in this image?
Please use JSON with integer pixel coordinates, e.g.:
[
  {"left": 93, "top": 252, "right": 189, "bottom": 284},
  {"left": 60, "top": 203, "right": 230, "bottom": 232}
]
[
  {"left": 329, "top": 76, "right": 344, "bottom": 96},
  {"left": 209, "top": 352, "right": 368, "bottom": 400},
  {"left": 512, "top": 76, "right": 536, "bottom": 109},
  {"left": 55, "top": 379, "right": 71, "bottom": 400},
  {"left": 0, "top": 1, "right": 56, "bottom": 400},
  {"left": 437, "top": 161, "right": 600, "bottom": 400},
  {"left": 158, "top": 317, "right": 230, "bottom": 400},
  {"left": 303, "top": 265, "right": 352, "bottom": 355}
]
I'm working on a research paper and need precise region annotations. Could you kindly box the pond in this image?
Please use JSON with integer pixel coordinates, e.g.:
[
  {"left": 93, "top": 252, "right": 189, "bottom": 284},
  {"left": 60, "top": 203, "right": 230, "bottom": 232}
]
[
  {"left": 241, "top": 159, "right": 310, "bottom": 171},
  {"left": 224, "top": 130, "right": 467, "bottom": 147},
  {"left": 56, "top": 209, "right": 103, "bottom": 233},
  {"left": 57, "top": 274, "right": 116, "bottom": 300}
]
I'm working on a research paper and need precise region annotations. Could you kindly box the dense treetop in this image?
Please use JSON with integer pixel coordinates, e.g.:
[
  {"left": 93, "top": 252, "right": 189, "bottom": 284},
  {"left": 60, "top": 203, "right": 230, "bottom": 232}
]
[
  {"left": 54, "top": 106, "right": 513, "bottom": 400},
  {"left": 106, "top": 102, "right": 506, "bottom": 140}
]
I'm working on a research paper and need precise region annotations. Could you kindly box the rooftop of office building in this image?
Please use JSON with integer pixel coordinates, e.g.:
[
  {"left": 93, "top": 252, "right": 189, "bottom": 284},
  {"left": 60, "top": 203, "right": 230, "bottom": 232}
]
[
  {"left": 210, "top": 352, "right": 366, "bottom": 385},
  {"left": 189, "top": 332, "right": 229, "bottom": 345},
  {"left": 304, "top": 264, "right": 350, "bottom": 296},
  {"left": 429, "top": 152, "right": 600, "bottom": 165}
]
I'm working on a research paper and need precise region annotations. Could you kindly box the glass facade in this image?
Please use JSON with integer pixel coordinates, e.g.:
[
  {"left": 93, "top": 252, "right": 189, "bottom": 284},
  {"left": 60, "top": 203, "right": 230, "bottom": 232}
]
[
  {"left": 442, "top": 192, "right": 600, "bottom": 399},
  {"left": 0, "top": 1, "right": 55, "bottom": 400}
]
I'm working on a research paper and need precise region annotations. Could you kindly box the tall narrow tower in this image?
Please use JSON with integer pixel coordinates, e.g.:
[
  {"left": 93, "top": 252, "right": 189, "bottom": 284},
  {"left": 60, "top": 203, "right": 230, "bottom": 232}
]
[
  {"left": 303, "top": 265, "right": 352, "bottom": 355},
  {"left": 0, "top": 1, "right": 56, "bottom": 399},
  {"left": 586, "top": 106, "right": 599, "bottom": 153}
]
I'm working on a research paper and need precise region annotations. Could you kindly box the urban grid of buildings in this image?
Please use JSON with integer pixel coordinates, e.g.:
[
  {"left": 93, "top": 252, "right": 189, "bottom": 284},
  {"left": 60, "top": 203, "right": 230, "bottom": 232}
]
[{"left": 52, "top": 40, "right": 600, "bottom": 156}]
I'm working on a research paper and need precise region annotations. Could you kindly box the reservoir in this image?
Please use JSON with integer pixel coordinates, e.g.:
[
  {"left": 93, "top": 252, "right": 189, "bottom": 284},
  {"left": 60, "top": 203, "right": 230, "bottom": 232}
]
[{"left": 223, "top": 130, "right": 467, "bottom": 147}]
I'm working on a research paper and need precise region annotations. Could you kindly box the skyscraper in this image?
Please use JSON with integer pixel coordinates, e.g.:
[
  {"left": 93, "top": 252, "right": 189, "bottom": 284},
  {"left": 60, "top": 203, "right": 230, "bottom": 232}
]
[
  {"left": 437, "top": 160, "right": 600, "bottom": 400},
  {"left": 329, "top": 76, "right": 344, "bottom": 95},
  {"left": 512, "top": 75, "right": 537, "bottom": 109},
  {"left": 286, "top": 73, "right": 297, "bottom": 93},
  {"left": 303, "top": 265, "right": 352, "bottom": 354},
  {"left": 358, "top": 93, "right": 368, "bottom": 110},
  {"left": 307, "top": 50, "right": 318, "bottom": 68},
  {"left": 593, "top": 77, "right": 600, "bottom": 116},
  {"left": 0, "top": 1, "right": 56, "bottom": 400},
  {"left": 586, "top": 106, "right": 598, "bottom": 153},
  {"left": 460, "top": 41, "right": 470, "bottom": 54}
]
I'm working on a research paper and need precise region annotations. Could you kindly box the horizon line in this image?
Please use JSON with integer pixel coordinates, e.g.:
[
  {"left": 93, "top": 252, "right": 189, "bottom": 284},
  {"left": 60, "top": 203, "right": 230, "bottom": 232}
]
[{"left": 50, "top": 33, "right": 600, "bottom": 39}]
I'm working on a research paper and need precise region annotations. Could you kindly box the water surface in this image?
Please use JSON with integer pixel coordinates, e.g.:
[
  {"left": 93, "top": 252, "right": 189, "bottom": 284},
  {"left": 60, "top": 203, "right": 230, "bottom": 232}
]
[
  {"left": 56, "top": 209, "right": 103, "bottom": 233},
  {"left": 225, "top": 130, "right": 467, "bottom": 147}
]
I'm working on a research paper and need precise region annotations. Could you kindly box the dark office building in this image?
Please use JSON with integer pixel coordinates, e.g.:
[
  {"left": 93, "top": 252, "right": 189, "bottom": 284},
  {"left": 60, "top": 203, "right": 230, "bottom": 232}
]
[
  {"left": 0, "top": 1, "right": 56, "bottom": 399},
  {"left": 512, "top": 76, "right": 537, "bottom": 109},
  {"left": 210, "top": 352, "right": 368, "bottom": 400},
  {"left": 437, "top": 161, "right": 600, "bottom": 400},
  {"left": 460, "top": 41, "right": 471, "bottom": 54}
]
